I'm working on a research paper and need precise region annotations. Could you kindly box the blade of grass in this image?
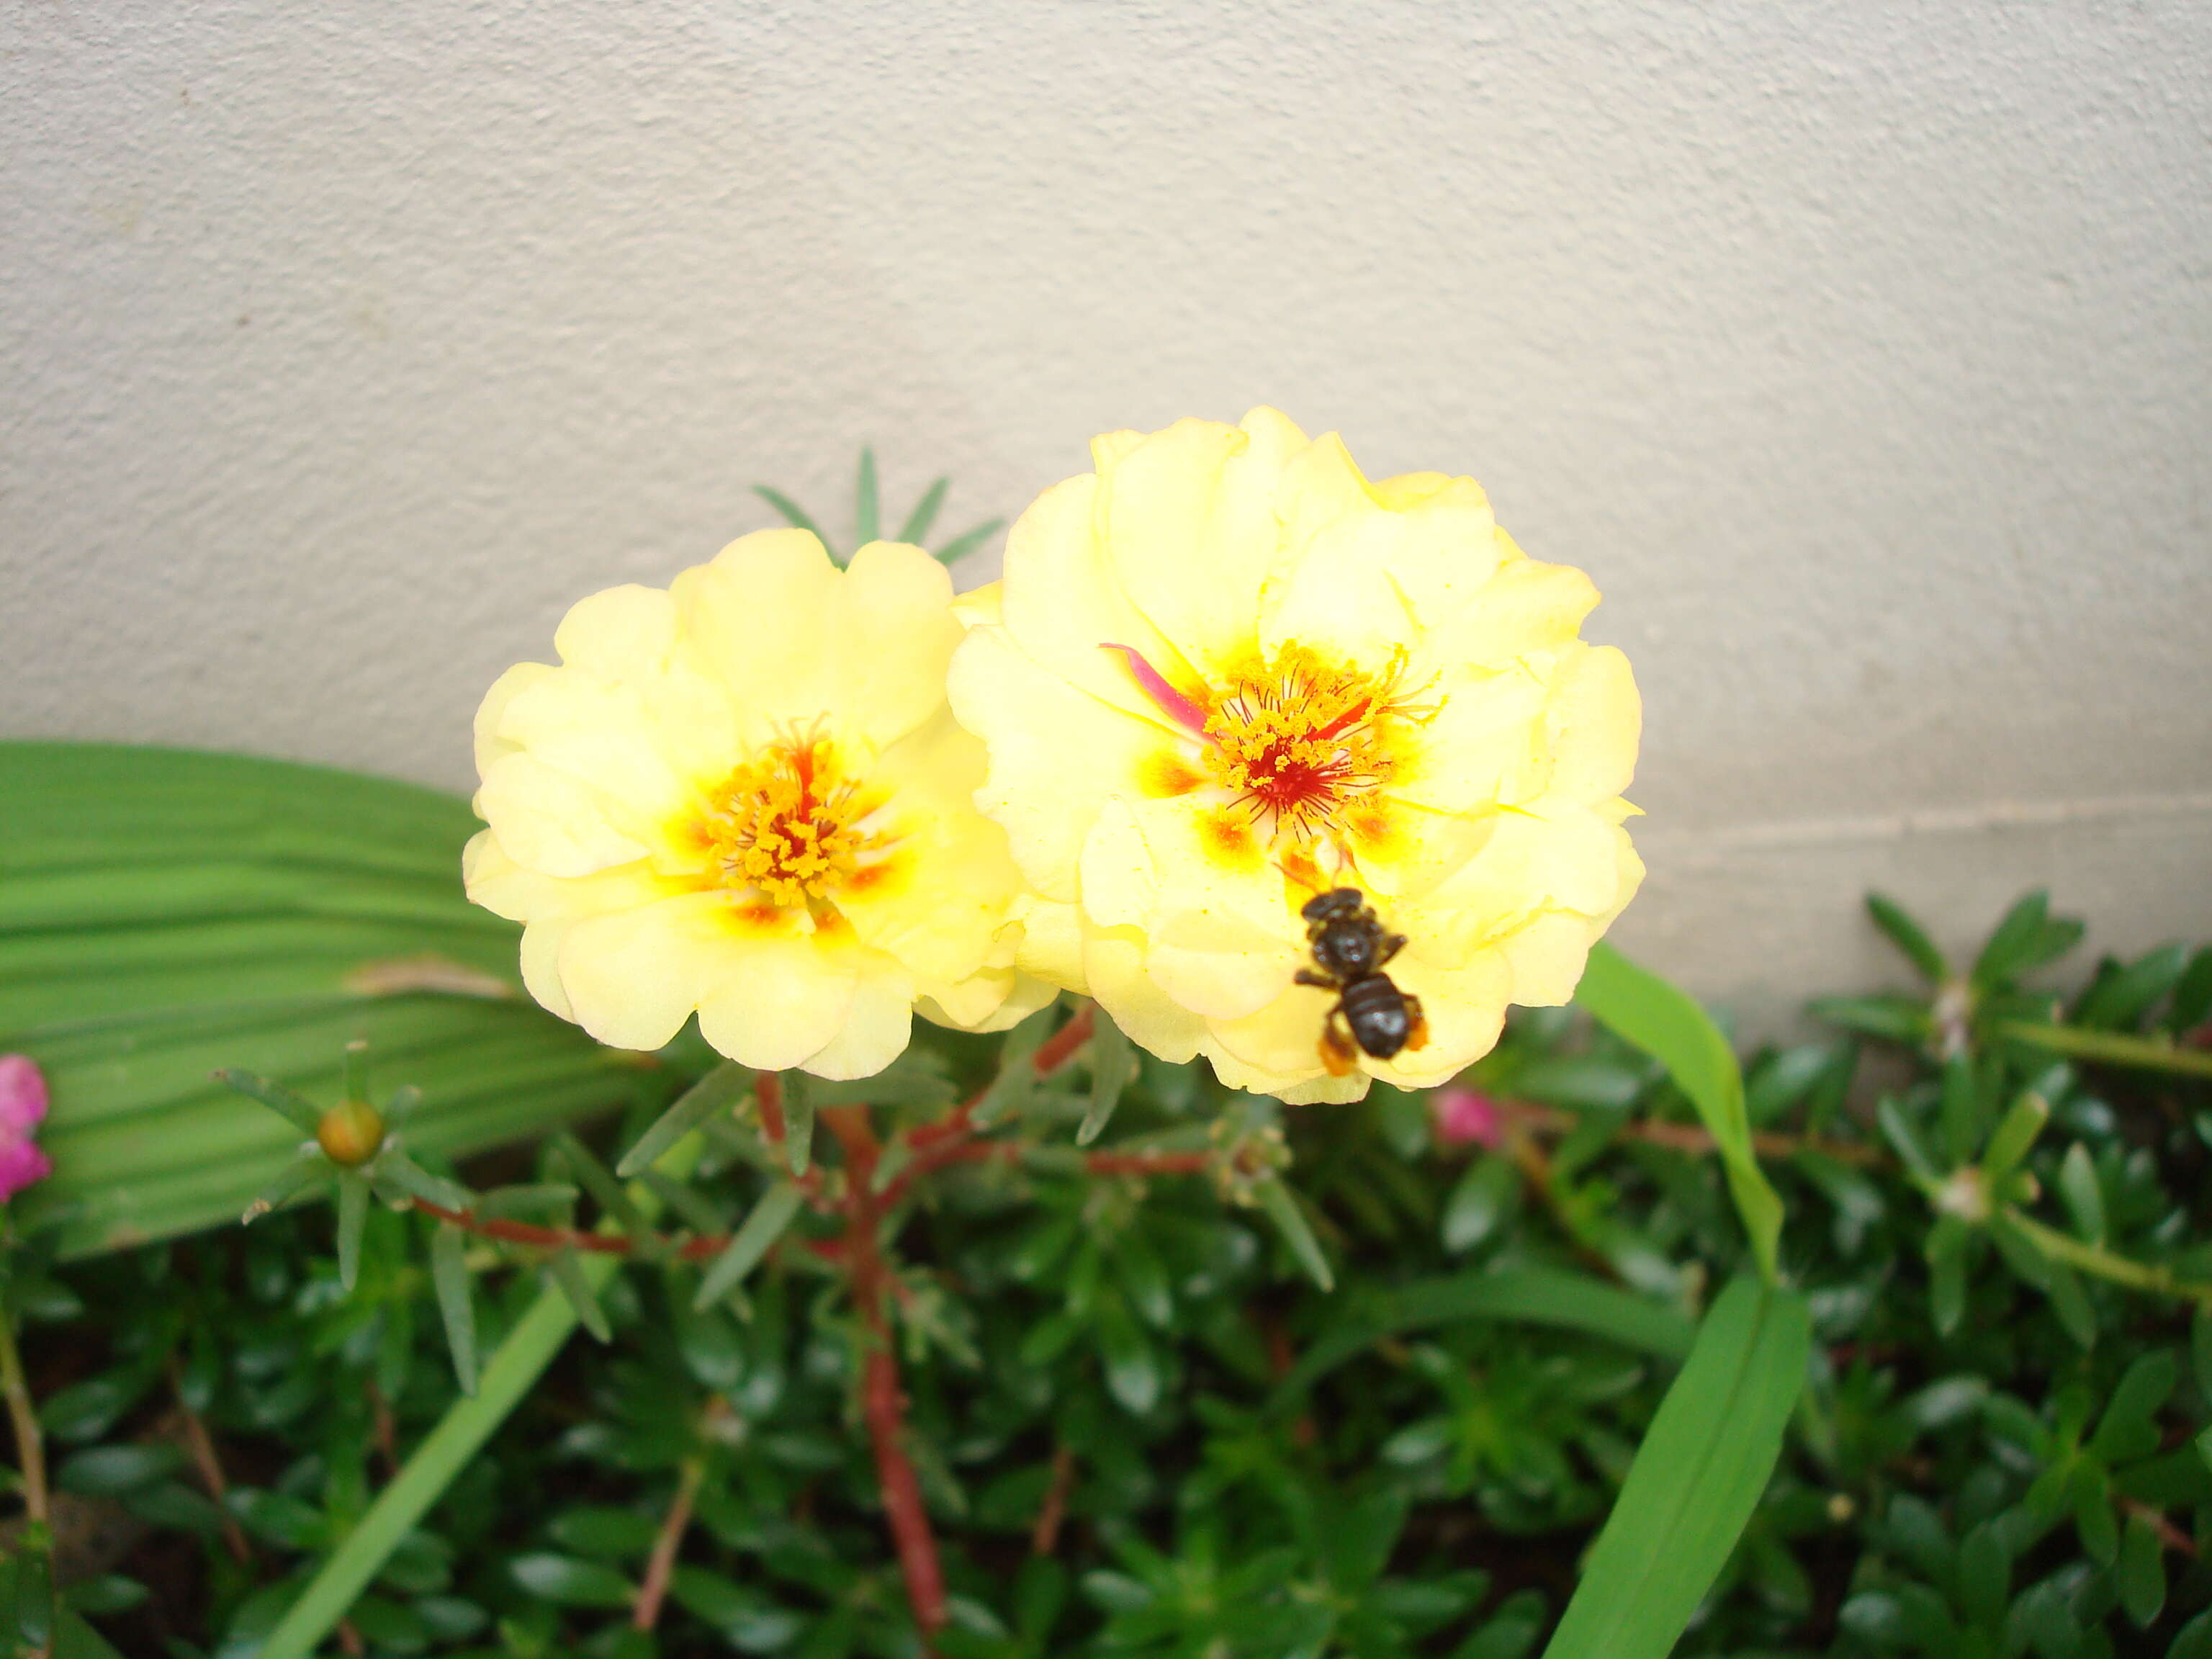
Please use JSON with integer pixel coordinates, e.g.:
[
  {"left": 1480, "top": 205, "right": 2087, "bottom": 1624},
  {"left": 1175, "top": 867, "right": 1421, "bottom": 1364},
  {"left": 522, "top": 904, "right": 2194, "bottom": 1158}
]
[
  {"left": 1575, "top": 943, "right": 1784, "bottom": 1282},
  {"left": 1539, "top": 1276, "right": 1811, "bottom": 1659}
]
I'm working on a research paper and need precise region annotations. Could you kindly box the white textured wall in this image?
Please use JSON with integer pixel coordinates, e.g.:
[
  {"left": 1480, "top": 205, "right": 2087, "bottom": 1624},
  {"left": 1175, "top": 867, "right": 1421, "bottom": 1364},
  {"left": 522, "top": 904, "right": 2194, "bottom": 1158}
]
[{"left": 6, "top": 3, "right": 2209, "bottom": 1025}]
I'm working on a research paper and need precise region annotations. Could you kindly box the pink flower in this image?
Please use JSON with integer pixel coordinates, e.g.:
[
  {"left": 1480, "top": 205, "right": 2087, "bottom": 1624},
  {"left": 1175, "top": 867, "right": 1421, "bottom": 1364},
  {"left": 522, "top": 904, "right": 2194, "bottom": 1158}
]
[
  {"left": 1431, "top": 1085, "right": 1505, "bottom": 1150},
  {"left": 0, "top": 1054, "right": 52, "bottom": 1202}
]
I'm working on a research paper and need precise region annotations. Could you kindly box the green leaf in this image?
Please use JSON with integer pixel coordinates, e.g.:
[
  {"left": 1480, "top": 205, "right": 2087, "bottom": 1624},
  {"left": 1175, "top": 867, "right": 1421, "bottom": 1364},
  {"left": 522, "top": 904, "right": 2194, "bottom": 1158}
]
[
  {"left": 2090, "top": 1350, "right": 2177, "bottom": 1464},
  {"left": 1996, "top": 1020, "right": 2212, "bottom": 1080},
  {"left": 1877, "top": 1097, "right": 1943, "bottom": 1184},
  {"left": 752, "top": 485, "right": 830, "bottom": 552},
  {"left": 616, "top": 1061, "right": 750, "bottom": 1177},
  {"left": 2118, "top": 1512, "right": 2166, "bottom": 1626},
  {"left": 1254, "top": 1177, "right": 1334, "bottom": 1291},
  {"left": 429, "top": 1222, "right": 477, "bottom": 1395},
  {"left": 213, "top": 1068, "right": 323, "bottom": 1133},
  {"left": 1973, "top": 891, "right": 2082, "bottom": 990},
  {"left": 1270, "top": 1266, "right": 1694, "bottom": 1412},
  {"left": 52, "top": 1609, "right": 130, "bottom": 1659},
  {"left": 2075, "top": 943, "right": 2189, "bottom": 1030},
  {"left": 336, "top": 1171, "right": 370, "bottom": 1292},
  {"left": 693, "top": 1181, "right": 806, "bottom": 1311},
  {"left": 56, "top": 1443, "right": 184, "bottom": 1496},
  {"left": 1575, "top": 943, "right": 1784, "bottom": 1282},
  {"left": 1867, "top": 892, "right": 1948, "bottom": 982},
  {"left": 896, "top": 476, "right": 950, "bottom": 546},
  {"left": 508, "top": 1552, "right": 634, "bottom": 1609},
  {"left": 1078, "top": 1014, "right": 1133, "bottom": 1146},
  {"left": 547, "top": 1249, "right": 611, "bottom": 1343},
  {"left": 371, "top": 1152, "right": 472, "bottom": 1216},
  {"left": 551, "top": 1133, "right": 644, "bottom": 1236},
  {"left": 781, "top": 1074, "right": 816, "bottom": 1176},
  {"left": 934, "top": 517, "right": 1004, "bottom": 565},
  {"left": 855, "top": 447, "right": 880, "bottom": 547},
  {"left": 1980, "top": 1090, "right": 2049, "bottom": 1182},
  {"left": 1096, "top": 1292, "right": 1162, "bottom": 1415},
  {"left": 1539, "top": 1276, "right": 1810, "bottom": 1659},
  {"left": 2072, "top": 1460, "right": 2118, "bottom": 1564},
  {"left": 1928, "top": 1215, "right": 1969, "bottom": 1336},
  {"left": 2173, "top": 1609, "right": 2212, "bottom": 1659},
  {"left": 970, "top": 1004, "right": 1054, "bottom": 1128},
  {"left": 1807, "top": 994, "right": 1934, "bottom": 1043},
  {"left": 1938, "top": 1051, "right": 1983, "bottom": 1166},
  {"left": 2057, "top": 1143, "right": 2107, "bottom": 1244},
  {"left": 1442, "top": 1156, "right": 1519, "bottom": 1254},
  {"left": 548, "top": 1506, "right": 660, "bottom": 1559}
]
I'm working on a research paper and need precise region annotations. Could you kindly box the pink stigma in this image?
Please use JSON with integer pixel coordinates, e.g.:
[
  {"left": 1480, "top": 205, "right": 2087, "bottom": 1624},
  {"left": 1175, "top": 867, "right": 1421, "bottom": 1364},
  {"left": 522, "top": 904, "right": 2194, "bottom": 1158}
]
[{"left": 1100, "top": 644, "right": 1209, "bottom": 735}]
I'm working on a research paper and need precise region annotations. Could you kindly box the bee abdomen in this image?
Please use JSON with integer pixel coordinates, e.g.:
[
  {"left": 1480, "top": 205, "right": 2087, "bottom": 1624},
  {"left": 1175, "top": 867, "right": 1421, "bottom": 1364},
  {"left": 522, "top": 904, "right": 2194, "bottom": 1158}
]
[{"left": 1339, "top": 974, "right": 1413, "bottom": 1058}]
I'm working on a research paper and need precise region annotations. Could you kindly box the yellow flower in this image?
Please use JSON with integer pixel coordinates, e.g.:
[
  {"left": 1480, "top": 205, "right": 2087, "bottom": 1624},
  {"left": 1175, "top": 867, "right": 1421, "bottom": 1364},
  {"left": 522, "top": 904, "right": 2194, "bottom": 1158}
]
[
  {"left": 948, "top": 409, "right": 1642, "bottom": 1102},
  {"left": 466, "top": 532, "right": 1052, "bottom": 1079}
]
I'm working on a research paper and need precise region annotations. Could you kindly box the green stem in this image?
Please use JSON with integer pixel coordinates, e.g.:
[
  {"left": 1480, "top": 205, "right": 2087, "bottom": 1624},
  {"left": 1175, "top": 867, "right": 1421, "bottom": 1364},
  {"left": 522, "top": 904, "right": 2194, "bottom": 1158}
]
[
  {"left": 2004, "top": 1208, "right": 2212, "bottom": 1309},
  {"left": 1997, "top": 1020, "right": 2212, "bottom": 1080},
  {"left": 258, "top": 1143, "right": 695, "bottom": 1659},
  {"left": 0, "top": 1304, "right": 48, "bottom": 1527}
]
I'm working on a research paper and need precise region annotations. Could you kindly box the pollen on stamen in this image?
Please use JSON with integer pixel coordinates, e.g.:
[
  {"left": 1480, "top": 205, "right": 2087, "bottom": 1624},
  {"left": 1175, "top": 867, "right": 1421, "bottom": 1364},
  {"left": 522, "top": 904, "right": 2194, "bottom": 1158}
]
[{"left": 696, "top": 735, "right": 889, "bottom": 908}]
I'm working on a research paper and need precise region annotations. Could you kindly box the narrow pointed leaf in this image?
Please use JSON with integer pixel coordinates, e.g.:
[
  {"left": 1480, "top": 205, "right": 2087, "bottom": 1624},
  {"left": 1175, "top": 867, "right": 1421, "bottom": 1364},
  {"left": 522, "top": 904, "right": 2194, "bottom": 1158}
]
[
  {"left": 855, "top": 447, "right": 879, "bottom": 546},
  {"left": 214, "top": 1068, "right": 323, "bottom": 1133},
  {"left": 896, "top": 476, "right": 949, "bottom": 546},
  {"left": 752, "top": 485, "right": 830, "bottom": 552},
  {"left": 1254, "top": 1177, "right": 1334, "bottom": 1292},
  {"left": 933, "top": 517, "right": 1003, "bottom": 565},
  {"left": 547, "top": 1248, "right": 611, "bottom": 1342},
  {"left": 2057, "top": 1143, "right": 2107, "bottom": 1244},
  {"left": 372, "top": 1153, "right": 474, "bottom": 1215},
  {"left": 617, "top": 1061, "right": 750, "bottom": 1177},
  {"left": 336, "top": 1172, "right": 369, "bottom": 1292},
  {"left": 552, "top": 1133, "right": 644, "bottom": 1236},
  {"left": 780, "top": 1074, "right": 815, "bottom": 1177},
  {"left": 1980, "top": 1091, "right": 2049, "bottom": 1182},
  {"left": 429, "top": 1223, "right": 478, "bottom": 1395},
  {"left": 1078, "top": 1016, "right": 1133, "bottom": 1147},
  {"left": 1575, "top": 943, "right": 1783, "bottom": 1282},
  {"left": 972, "top": 1005, "right": 1055, "bottom": 1128},
  {"left": 240, "top": 1148, "right": 328, "bottom": 1224},
  {"left": 1867, "top": 893, "right": 1948, "bottom": 982},
  {"left": 1540, "top": 1277, "right": 1811, "bottom": 1659},
  {"left": 693, "top": 1181, "right": 806, "bottom": 1311}
]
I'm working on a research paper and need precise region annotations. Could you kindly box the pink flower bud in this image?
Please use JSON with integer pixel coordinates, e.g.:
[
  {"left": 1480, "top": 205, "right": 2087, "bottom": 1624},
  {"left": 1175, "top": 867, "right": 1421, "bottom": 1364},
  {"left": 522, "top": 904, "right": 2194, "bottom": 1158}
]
[
  {"left": 0, "top": 1054, "right": 52, "bottom": 1202},
  {"left": 1431, "top": 1085, "right": 1505, "bottom": 1150}
]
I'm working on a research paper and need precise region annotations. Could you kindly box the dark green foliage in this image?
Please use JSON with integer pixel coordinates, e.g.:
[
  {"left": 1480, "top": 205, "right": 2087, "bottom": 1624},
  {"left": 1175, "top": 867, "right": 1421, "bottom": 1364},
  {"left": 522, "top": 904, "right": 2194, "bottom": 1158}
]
[{"left": 17, "top": 892, "right": 2212, "bottom": 1658}]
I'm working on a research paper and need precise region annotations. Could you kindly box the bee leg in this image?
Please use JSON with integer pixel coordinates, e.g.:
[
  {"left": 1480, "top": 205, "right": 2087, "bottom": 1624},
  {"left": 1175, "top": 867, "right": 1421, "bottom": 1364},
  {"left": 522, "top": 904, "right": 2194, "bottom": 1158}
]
[
  {"left": 1295, "top": 968, "right": 1340, "bottom": 990},
  {"left": 1373, "top": 932, "right": 1407, "bottom": 968},
  {"left": 1401, "top": 994, "right": 1429, "bottom": 1053},
  {"left": 1318, "top": 1010, "right": 1359, "bottom": 1076}
]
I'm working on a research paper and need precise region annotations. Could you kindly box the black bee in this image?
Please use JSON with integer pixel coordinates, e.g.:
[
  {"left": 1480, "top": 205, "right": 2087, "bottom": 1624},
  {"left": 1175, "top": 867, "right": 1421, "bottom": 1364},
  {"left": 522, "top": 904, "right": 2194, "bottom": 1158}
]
[{"left": 1295, "top": 887, "right": 1429, "bottom": 1076}]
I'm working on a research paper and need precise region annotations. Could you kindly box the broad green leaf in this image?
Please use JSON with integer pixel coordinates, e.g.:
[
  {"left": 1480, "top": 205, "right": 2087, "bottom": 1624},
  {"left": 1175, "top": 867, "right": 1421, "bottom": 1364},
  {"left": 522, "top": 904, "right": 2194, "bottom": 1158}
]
[
  {"left": 1539, "top": 1276, "right": 1811, "bottom": 1659},
  {"left": 2118, "top": 1512, "right": 2166, "bottom": 1626},
  {"left": 3, "top": 744, "right": 681, "bottom": 1256},
  {"left": 1575, "top": 943, "right": 1783, "bottom": 1282}
]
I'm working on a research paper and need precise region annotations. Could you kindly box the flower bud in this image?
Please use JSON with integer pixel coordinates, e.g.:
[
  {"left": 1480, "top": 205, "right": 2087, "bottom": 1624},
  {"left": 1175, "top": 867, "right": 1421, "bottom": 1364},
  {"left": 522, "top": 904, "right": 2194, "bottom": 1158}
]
[{"left": 316, "top": 1099, "right": 386, "bottom": 1167}]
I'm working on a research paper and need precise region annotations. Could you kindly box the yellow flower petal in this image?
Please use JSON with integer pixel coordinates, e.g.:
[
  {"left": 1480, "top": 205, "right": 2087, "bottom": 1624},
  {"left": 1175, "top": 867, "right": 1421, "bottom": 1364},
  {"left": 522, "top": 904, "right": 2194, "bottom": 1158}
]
[
  {"left": 474, "top": 752, "right": 651, "bottom": 878},
  {"left": 796, "top": 962, "right": 915, "bottom": 1081},
  {"left": 693, "top": 925, "right": 864, "bottom": 1072},
  {"left": 555, "top": 892, "right": 756, "bottom": 1051}
]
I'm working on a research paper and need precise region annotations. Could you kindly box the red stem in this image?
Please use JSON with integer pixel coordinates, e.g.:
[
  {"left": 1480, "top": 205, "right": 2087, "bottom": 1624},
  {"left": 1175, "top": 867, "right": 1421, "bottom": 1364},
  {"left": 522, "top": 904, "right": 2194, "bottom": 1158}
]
[{"left": 822, "top": 1105, "right": 949, "bottom": 1642}]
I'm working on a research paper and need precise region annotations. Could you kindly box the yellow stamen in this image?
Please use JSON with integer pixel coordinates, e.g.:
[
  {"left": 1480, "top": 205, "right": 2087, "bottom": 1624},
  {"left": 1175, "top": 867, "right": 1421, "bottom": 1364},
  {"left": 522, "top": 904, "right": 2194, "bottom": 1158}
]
[{"left": 698, "top": 737, "right": 886, "bottom": 907}]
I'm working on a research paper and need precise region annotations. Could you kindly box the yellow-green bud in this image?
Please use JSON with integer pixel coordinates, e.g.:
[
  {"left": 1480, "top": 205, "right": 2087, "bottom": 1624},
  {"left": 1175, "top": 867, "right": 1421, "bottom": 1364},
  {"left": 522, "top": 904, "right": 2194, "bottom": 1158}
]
[{"left": 317, "top": 1099, "right": 386, "bottom": 1167}]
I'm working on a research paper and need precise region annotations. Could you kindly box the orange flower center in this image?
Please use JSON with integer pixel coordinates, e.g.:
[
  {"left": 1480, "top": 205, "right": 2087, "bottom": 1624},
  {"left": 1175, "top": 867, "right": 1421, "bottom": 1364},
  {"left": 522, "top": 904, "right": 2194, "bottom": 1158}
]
[
  {"left": 698, "top": 737, "right": 885, "bottom": 907},
  {"left": 1200, "top": 645, "right": 1423, "bottom": 841}
]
